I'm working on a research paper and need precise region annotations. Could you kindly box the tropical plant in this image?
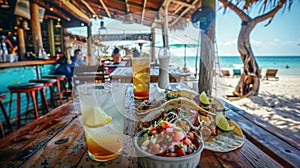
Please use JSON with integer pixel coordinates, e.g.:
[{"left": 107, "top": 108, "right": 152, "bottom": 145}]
[{"left": 218, "top": 0, "right": 294, "bottom": 97}]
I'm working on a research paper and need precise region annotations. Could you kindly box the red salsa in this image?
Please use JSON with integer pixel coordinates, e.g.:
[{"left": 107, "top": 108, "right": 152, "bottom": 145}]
[{"left": 137, "top": 120, "right": 200, "bottom": 157}]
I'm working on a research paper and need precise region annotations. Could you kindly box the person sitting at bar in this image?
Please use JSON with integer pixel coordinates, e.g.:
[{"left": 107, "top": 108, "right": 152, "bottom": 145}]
[
  {"left": 54, "top": 49, "right": 85, "bottom": 89},
  {"left": 0, "top": 35, "right": 18, "bottom": 62},
  {"left": 0, "top": 35, "right": 18, "bottom": 54},
  {"left": 73, "top": 49, "right": 86, "bottom": 66},
  {"left": 111, "top": 47, "right": 122, "bottom": 65}
]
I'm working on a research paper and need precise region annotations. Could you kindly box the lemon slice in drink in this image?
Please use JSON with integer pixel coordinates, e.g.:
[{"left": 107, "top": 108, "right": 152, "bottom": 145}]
[
  {"left": 216, "top": 112, "right": 234, "bottom": 131},
  {"left": 82, "top": 107, "right": 112, "bottom": 128},
  {"left": 199, "top": 91, "right": 210, "bottom": 105}
]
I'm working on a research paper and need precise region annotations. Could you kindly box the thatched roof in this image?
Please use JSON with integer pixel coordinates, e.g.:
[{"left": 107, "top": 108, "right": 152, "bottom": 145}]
[{"left": 35, "top": 0, "right": 201, "bottom": 30}]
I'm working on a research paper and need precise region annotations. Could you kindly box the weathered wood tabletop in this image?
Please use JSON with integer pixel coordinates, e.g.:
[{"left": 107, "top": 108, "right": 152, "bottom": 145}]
[
  {"left": 109, "top": 67, "right": 190, "bottom": 83},
  {"left": 0, "top": 83, "right": 298, "bottom": 168}
]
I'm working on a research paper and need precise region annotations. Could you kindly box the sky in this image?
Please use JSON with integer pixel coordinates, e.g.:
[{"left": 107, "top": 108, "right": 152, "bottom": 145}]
[
  {"left": 215, "top": 0, "right": 300, "bottom": 56},
  {"left": 68, "top": 0, "right": 300, "bottom": 57}
]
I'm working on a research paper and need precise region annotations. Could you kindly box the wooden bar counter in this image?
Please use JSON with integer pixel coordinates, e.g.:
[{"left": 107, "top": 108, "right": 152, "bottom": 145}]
[
  {"left": 0, "top": 83, "right": 298, "bottom": 167},
  {"left": 0, "top": 59, "right": 58, "bottom": 125},
  {"left": 0, "top": 60, "right": 57, "bottom": 69},
  {"left": 0, "top": 59, "right": 58, "bottom": 80}
]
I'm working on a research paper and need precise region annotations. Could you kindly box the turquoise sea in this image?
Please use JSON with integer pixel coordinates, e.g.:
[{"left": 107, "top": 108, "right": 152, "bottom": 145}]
[{"left": 169, "top": 56, "right": 300, "bottom": 77}]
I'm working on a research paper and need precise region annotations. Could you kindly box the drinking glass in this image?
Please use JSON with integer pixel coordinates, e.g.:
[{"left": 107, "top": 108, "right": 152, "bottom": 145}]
[
  {"left": 132, "top": 55, "right": 150, "bottom": 99},
  {"left": 158, "top": 47, "right": 170, "bottom": 89},
  {"left": 77, "top": 83, "right": 124, "bottom": 161}
]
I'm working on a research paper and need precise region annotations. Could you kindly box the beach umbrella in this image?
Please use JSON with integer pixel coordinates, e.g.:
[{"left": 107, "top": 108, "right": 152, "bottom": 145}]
[{"left": 169, "top": 43, "right": 199, "bottom": 71}]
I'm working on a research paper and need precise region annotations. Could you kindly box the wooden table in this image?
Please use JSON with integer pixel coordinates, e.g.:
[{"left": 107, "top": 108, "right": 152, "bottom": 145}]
[
  {"left": 109, "top": 67, "right": 190, "bottom": 83},
  {"left": 0, "top": 83, "right": 299, "bottom": 167}
]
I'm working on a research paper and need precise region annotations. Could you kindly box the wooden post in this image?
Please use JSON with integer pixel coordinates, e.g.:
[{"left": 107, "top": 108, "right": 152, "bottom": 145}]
[
  {"left": 198, "top": 0, "right": 216, "bottom": 96},
  {"left": 48, "top": 19, "right": 55, "bottom": 56},
  {"left": 87, "top": 22, "right": 92, "bottom": 65},
  {"left": 161, "top": 9, "right": 169, "bottom": 48},
  {"left": 151, "top": 27, "right": 156, "bottom": 62},
  {"left": 30, "top": 1, "right": 43, "bottom": 54},
  {"left": 17, "top": 28, "right": 26, "bottom": 58}
]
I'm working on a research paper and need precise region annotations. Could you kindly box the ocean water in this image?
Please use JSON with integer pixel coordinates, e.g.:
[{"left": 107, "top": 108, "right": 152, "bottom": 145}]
[{"left": 169, "top": 56, "right": 300, "bottom": 77}]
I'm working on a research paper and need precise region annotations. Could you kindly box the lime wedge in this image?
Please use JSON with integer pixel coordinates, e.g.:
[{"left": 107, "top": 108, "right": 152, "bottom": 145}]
[
  {"left": 215, "top": 112, "right": 234, "bottom": 131},
  {"left": 82, "top": 107, "right": 112, "bottom": 128},
  {"left": 199, "top": 91, "right": 210, "bottom": 105}
]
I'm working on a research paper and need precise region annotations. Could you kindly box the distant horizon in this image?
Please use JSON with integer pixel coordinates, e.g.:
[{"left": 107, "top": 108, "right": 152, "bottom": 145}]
[
  {"left": 150, "top": 54, "right": 300, "bottom": 58},
  {"left": 219, "top": 55, "right": 300, "bottom": 57}
]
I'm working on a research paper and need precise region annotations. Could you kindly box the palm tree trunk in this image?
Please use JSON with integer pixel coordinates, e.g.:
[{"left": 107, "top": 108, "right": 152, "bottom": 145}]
[
  {"left": 233, "top": 21, "right": 260, "bottom": 97},
  {"left": 218, "top": 0, "right": 286, "bottom": 98}
]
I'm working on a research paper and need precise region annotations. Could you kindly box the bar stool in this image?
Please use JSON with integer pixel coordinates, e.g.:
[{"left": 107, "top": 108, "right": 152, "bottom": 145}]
[
  {"left": 0, "top": 94, "right": 12, "bottom": 136},
  {"left": 7, "top": 83, "right": 45, "bottom": 128},
  {"left": 43, "top": 75, "right": 66, "bottom": 105},
  {"left": 29, "top": 78, "right": 58, "bottom": 109}
]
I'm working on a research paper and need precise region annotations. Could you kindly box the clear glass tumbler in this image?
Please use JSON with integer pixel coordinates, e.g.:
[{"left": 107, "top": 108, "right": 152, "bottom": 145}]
[
  {"left": 132, "top": 56, "right": 150, "bottom": 99},
  {"left": 77, "top": 83, "right": 124, "bottom": 161}
]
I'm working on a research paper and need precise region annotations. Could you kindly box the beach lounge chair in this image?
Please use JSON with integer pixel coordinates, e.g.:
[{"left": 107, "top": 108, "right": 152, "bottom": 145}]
[
  {"left": 263, "top": 69, "right": 279, "bottom": 80},
  {"left": 221, "top": 70, "right": 230, "bottom": 77},
  {"left": 232, "top": 69, "right": 241, "bottom": 78}
]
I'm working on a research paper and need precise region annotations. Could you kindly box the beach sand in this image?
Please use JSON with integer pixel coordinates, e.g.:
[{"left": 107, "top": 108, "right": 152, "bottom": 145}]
[
  {"left": 184, "top": 74, "right": 300, "bottom": 133},
  {"left": 211, "top": 76, "right": 300, "bottom": 133}
]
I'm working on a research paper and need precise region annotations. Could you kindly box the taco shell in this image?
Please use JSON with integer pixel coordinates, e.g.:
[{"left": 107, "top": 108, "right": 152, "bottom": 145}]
[{"left": 203, "top": 121, "right": 244, "bottom": 152}]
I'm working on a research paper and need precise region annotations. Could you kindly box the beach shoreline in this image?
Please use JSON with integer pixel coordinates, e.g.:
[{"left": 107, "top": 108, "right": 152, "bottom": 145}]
[{"left": 171, "top": 56, "right": 300, "bottom": 77}]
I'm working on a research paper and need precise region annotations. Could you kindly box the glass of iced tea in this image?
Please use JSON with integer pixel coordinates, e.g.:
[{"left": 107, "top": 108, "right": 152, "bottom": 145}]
[
  {"left": 132, "top": 55, "right": 150, "bottom": 99},
  {"left": 77, "top": 83, "right": 124, "bottom": 161}
]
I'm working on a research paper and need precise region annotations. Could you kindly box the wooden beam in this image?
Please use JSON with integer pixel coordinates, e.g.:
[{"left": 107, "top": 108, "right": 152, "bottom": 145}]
[
  {"left": 173, "top": 5, "right": 183, "bottom": 14},
  {"left": 141, "top": 0, "right": 147, "bottom": 24},
  {"left": 162, "top": 8, "right": 169, "bottom": 47},
  {"left": 98, "top": 0, "right": 111, "bottom": 18},
  {"left": 151, "top": 0, "right": 172, "bottom": 28},
  {"left": 48, "top": 19, "right": 55, "bottom": 56},
  {"left": 17, "top": 27, "right": 26, "bottom": 56},
  {"left": 35, "top": 1, "right": 71, "bottom": 21},
  {"left": 169, "top": 0, "right": 198, "bottom": 26},
  {"left": 60, "top": 0, "right": 90, "bottom": 23},
  {"left": 80, "top": 0, "right": 97, "bottom": 16},
  {"left": 70, "top": 0, "right": 91, "bottom": 17},
  {"left": 151, "top": 27, "right": 155, "bottom": 62},
  {"left": 172, "top": 0, "right": 196, "bottom": 9},
  {"left": 124, "top": 0, "right": 130, "bottom": 13},
  {"left": 44, "top": 15, "right": 59, "bottom": 20},
  {"left": 30, "top": 2, "right": 43, "bottom": 54},
  {"left": 87, "top": 22, "right": 93, "bottom": 64},
  {"left": 109, "top": 0, "right": 156, "bottom": 11}
]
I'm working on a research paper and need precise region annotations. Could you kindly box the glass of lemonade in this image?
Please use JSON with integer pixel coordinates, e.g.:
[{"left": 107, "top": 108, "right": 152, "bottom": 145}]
[
  {"left": 77, "top": 84, "right": 124, "bottom": 161},
  {"left": 132, "top": 56, "right": 150, "bottom": 99}
]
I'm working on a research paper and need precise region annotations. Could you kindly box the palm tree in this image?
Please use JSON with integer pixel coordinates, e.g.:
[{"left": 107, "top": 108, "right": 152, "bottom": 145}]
[{"left": 218, "top": 0, "right": 294, "bottom": 97}]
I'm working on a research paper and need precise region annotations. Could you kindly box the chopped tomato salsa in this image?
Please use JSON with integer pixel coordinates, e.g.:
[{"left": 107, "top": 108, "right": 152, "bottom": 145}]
[{"left": 138, "top": 120, "right": 199, "bottom": 157}]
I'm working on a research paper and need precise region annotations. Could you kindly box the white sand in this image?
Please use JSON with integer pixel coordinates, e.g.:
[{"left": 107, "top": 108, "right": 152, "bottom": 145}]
[{"left": 211, "top": 76, "right": 300, "bottom": 133}]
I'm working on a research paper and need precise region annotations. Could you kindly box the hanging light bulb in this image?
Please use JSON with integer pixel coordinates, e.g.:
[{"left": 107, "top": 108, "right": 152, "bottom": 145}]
[
  {"left": 113, "top": 11, "right": 118, "bottom": 18},
  {"left": 123, "top": 1, "right": 134, "bottom": 24},
  {"left": 123, "top": 13, "right": 134, "bottom": 24},
  {"left": 55, "top": 18, "right": 61, "bottom": 28},
  {"left": 55, "top": 22, "right": 61, "bottom": 28},
  {"left": 99, "top": 20, "right": 107, "bottom": 30}
]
